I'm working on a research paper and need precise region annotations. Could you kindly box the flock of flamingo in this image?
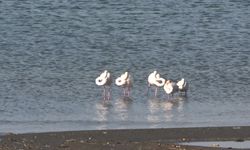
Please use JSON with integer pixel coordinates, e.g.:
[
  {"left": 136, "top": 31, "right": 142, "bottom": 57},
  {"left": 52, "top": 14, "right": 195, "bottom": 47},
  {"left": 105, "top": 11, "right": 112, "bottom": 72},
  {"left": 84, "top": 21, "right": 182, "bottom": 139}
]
[{"left": 95, "top": 70, "right": 188, "bottom": 100}]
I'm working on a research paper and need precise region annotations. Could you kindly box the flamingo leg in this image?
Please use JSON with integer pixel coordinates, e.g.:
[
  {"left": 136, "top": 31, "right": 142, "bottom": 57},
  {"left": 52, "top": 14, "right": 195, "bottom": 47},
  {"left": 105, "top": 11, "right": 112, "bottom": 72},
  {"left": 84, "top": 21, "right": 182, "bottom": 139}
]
[
  {"left": 184, "top": 91, "right": 187, "bottom": 97},
  {"left": 125, "top": 87, "right": 129, "bottom": 97},
  {"left": 123, "top": 88, "right": 126, "bottom": 97},
  {"left": 103, "top": 86, "right": 106, "bottom": 100},
  {"left": 107, "top": 86, "right": 111, "bottom": 100},
  {"left": 154, "top": 86, "right": 158, "bottom": 97},
  {"left": 125, "top": 87, "right": 128, "bottom": 97}
]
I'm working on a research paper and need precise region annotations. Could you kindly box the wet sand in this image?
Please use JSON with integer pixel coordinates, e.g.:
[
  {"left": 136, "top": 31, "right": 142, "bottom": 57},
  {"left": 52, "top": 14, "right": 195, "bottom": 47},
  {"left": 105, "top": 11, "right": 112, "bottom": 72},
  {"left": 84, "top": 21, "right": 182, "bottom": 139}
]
[{"left": 0, "top": 126, "right": 250, "bottom": 150}]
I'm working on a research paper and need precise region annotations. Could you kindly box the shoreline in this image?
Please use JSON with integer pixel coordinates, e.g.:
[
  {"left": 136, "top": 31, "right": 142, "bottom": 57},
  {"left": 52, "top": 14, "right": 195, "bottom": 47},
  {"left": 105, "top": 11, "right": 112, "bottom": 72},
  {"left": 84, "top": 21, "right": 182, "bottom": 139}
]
[{"left": 0, "top": 126, "right": 250, "bottom": 149}]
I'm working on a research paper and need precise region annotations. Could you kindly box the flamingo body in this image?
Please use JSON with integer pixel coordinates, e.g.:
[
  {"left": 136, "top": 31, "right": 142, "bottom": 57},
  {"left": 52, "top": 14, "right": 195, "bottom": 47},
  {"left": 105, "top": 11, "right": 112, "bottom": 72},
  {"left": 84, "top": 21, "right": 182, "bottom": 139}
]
[
  {"left": 147, "top": 71, "right": 166, "bottom": 97},
  {"left": 176, "top": 78, "right": 188, "bottom": 95},
  {"left": 163, "top": 80, "right": 178, "bottom": 98},
  {"left": 95, "top": 70, "right": 112, "bottom": 100},
  {"left": 115, "top": 72, "right": 132, "bottom": 97}
]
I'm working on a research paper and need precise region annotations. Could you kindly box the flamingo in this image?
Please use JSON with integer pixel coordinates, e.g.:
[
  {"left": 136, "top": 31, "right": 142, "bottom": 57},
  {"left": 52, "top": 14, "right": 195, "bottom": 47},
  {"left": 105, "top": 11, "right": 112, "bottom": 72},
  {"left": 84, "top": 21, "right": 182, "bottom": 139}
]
[
  {"left": 147, "top": 71, "right": 166, "bottom": 97},
  {"left": 95, "top": 70, "right": 112, "bottom": 100},
  {"left": 176, "top": 78, "right": 188, "bottom": 96},
  {"left": 163, "top": 80, "right": 178, "bottom": 99},
  {"left": 115, "top": 72, "right": 132, "bottom": 97}
]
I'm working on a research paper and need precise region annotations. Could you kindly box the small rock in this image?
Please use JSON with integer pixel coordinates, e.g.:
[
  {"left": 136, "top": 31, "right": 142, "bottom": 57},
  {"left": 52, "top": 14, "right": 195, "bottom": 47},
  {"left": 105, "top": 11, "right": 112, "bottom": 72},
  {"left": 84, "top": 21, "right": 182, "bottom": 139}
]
[
  {"left": 80, "top": 140, "right": 85, "bottom": 143},
  {"left": 211, "top": 144, "right": 220, "bottom": 147},
  {"left": 116, "top": 142, "right": 121, "bottom": 144},
  {"left": 233, "top": 126, "right": 241, "bottom": 130},
  {"left": 65, "top": 139, "right": 76, "bottom": 143},
  {"left": 103, "top": 131, "right": 107, "bottom": 134},
  {"left": 59, "top": 144, "right": 69, "bottom": 148},
  {"left": 44, "top": 144, "right": 50, "bottom": 148},
  {"left": 236, "top": 139, "right": 244, "bottom": 142}
]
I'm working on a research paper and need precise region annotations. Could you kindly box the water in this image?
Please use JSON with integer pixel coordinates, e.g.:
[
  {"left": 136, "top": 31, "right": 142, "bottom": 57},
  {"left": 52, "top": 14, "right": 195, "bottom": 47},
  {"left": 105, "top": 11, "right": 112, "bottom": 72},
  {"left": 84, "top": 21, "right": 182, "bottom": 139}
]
[
  {"left": 0, "top": 0, "right": 249, "bottom": 133},
  {"left": 181, "top": 141, "right": 250, "bottom": 149}
]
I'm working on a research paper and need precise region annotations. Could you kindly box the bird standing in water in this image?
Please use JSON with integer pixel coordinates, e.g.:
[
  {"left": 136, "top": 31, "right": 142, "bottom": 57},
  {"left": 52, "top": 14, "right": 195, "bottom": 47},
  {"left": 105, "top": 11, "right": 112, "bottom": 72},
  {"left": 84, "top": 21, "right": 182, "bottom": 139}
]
[
  {"left": 163, "top": 80, "right": 178, "bottom": 99},
  {"left": 177, "top": 78, "right": 188, "bottom": 96},
  {"left": 95, "top": 70, "right": 112, "bottom": 100},
  {"left": 115, "top": 72, "right": 133, "bottom": 97},
  {"left": 147, "top": 70, "right": 166, "bottom": 97}
]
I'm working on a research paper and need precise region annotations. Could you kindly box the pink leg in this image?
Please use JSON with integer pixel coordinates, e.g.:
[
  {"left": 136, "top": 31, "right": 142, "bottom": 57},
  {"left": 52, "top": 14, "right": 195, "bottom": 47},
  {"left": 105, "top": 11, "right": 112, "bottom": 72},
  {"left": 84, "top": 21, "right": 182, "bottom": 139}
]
[
  {"left": 106, "top": 87, "right": 108, "bottom": 100},
  {"left": 123, "top": 88, "right": 126, "bottom": 97},
  {"left": 127, "top": 87, "right": 130, "bottom": 97},
  {"left": 107, "top": 86, "right": 111, "bottom": 100},
  {"left": 154, "top": 87, "right": 158, "bottom": 97},
  {"left": 103, "top": 86, "right": 106, "bottom": 100}
]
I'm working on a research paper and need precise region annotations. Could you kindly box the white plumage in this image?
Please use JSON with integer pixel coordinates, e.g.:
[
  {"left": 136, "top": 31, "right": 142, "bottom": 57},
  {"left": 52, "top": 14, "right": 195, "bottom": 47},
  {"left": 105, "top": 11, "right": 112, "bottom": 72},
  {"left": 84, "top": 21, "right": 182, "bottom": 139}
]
[
  {"left": 155, "top": 73, "right": 166, "bottom": 87},
  {"left": 147, "top": 70, "right": 166, "bottom": 96},
  {"left": 176, "top": 78, "right": 188, "bottom": 96},
  {"left": 163, "top": 80, "right": 178, "bottom": 99},
  {"left": 115, "top": 72, "right": 132, "bottom": 97},
  {"left": 95, "top": 70, "right": 189, "bottom": 100},
  {"left": 95, "top": 70, "right": 112, "bottom": 100}
]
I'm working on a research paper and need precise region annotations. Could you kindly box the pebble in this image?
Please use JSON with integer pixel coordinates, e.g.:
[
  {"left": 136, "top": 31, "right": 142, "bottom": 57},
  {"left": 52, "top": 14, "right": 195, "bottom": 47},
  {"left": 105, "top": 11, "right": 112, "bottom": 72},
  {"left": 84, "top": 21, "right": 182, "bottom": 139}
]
[
  {"left": 233, "top": 126, "right": 241, "bottom": 130},
  {"left": 211, "top": 144, "right": 220, "bottom": 147},
  {"left": 103, "top": 131, "right": 107, "bottom": 134},
  {"left": 65, "top": 139, "right": 76, "bottom": 143},
  {"left": 59, "top": 144, "right": 69, "bottom": 148},
  {"left": 80, "top": 140, "right": 85, "bottom": 143},
  {"left": 44, "top": 144, "right": 50, "bottom": 148}
]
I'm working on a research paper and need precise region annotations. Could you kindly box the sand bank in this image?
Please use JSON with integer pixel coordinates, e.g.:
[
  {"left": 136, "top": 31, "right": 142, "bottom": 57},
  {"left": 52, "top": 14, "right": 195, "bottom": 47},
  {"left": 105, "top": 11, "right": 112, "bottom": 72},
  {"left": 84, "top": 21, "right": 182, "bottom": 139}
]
[{"left": 0, "top": 126, "right": 250, "bottom": 150}]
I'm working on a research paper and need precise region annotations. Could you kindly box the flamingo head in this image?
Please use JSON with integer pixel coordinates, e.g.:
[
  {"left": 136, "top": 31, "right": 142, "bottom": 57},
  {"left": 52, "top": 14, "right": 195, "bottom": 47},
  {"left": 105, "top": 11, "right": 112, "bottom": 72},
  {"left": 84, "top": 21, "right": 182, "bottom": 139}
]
[
  {"left": 95, "top": 70, "right": 110, "bottom": 86},
  {"left": 115, "top": 77, "right": 126, "bottom": 86},
  {"left": 95, "top": 77, "right": 107, "bottom": 86}
]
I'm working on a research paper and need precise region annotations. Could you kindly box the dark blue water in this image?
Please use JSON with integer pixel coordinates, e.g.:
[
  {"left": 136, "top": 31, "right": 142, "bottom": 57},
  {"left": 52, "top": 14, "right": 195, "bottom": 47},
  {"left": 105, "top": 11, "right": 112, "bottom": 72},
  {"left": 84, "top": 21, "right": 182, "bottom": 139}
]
[{"left": 0, "top": 0, "right": 249, "bottom": 133}]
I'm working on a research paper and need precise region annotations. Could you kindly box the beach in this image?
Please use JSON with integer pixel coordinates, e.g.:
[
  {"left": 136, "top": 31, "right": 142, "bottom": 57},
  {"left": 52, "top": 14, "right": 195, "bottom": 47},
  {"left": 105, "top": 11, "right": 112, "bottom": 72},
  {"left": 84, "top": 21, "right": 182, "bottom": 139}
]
[{"left": 0, "top": 126, "right": 249, "bottom": 150}]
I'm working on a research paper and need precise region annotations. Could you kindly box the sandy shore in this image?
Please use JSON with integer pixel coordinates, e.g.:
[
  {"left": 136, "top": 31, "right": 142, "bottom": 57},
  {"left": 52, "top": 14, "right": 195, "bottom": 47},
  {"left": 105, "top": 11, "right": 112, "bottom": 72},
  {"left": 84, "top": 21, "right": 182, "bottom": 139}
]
[{"left": 0, "top": 126, "right": 250, "bottom": 150}]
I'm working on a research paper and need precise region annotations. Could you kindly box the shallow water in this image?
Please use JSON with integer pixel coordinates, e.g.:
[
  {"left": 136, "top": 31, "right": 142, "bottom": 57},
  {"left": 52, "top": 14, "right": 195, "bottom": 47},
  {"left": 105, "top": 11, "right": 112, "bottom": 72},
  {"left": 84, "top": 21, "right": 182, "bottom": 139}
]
[
  {"left": 0, "top": 0, "right": 249, "bottom": 133},
  {"left": 181, "top": 141, "right": 250, "bottom": 149}
]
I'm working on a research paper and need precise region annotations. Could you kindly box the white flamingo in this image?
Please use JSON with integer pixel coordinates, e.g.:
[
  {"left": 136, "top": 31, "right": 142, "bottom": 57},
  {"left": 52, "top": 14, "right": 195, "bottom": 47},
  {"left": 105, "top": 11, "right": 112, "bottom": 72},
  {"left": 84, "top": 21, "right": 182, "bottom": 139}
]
[
  {"left": 147, "top": 71, "right": 165, "bottom": 97},
  {"left": 163, "top": 80, "right": 178, "bottom": 99},
  {"left": 115, "top": 72, "right": 132, "bottom": 97},
  {"left": 176, "top": 78, "right": 188, "bottom": 96},
  {"left": 95, "top": 70, "right": 112, "bottom": 100}
]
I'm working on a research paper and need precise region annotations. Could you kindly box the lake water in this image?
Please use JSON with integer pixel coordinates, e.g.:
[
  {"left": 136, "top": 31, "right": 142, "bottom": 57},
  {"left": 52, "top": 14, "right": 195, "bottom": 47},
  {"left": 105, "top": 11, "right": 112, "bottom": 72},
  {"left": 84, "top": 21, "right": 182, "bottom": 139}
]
[
  {"left": 0, "top": 0, "right": 249, "bottom": 133},
  {"left": 181, "top": 141, "right": 250, "bottom": 149}
]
